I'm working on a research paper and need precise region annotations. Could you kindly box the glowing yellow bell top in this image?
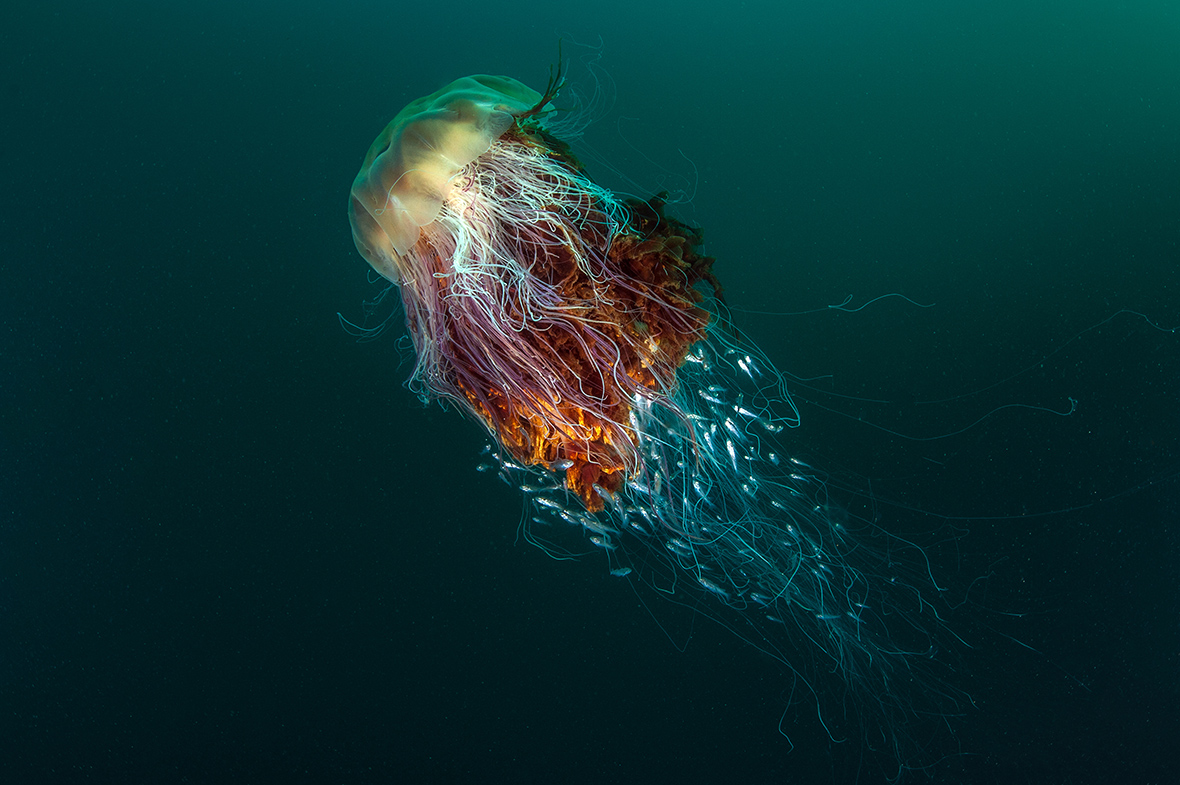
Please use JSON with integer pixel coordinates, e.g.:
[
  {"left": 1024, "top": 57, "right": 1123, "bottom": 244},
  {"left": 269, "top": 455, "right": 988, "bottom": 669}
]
[{"left": 348, "top": 75, "right": 542, "bottom": 283}]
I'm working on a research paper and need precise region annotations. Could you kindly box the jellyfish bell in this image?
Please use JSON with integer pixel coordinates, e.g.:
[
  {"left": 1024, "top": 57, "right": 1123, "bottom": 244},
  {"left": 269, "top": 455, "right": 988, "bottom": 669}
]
[{"left": 348, "top": 75, "right": 545, "bottom": 282}]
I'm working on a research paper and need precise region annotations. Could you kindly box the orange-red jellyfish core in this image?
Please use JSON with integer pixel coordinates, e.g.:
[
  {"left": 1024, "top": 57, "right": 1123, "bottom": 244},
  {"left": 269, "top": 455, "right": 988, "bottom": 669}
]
[{"left": 462, "top": 127, "right": 718, "bottom": 510}]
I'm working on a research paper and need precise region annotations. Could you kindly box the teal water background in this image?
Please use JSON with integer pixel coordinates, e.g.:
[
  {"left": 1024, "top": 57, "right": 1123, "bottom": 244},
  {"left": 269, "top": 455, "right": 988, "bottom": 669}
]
[{"left": 2, "top": 2, "right": 1177, "bottom": 782}]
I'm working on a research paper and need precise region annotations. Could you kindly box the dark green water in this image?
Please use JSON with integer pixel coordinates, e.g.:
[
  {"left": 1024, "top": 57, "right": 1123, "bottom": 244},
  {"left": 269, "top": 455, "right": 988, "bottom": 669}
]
[{"left": 2, "top": 2, "right": 1177, "bottom": 782}]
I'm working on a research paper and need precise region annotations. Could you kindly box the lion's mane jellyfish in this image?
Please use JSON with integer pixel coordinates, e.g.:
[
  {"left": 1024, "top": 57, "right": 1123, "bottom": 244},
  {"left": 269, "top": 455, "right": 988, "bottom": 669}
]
[{"left": 348, "top": 71, "right": 960, "bottom": 762}]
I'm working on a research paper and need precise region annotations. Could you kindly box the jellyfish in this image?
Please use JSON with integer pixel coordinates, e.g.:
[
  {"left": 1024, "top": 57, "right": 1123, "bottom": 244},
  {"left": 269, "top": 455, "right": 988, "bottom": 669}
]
[{"left": 347, "top": 71, "right": 962, "bottom": 766}]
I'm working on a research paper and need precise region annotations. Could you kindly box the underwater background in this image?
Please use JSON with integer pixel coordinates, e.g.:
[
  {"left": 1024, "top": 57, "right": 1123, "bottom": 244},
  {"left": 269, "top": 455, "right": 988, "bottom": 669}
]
[{"left": 2, "top": 1, "right": 1177, "bottom": 783}]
